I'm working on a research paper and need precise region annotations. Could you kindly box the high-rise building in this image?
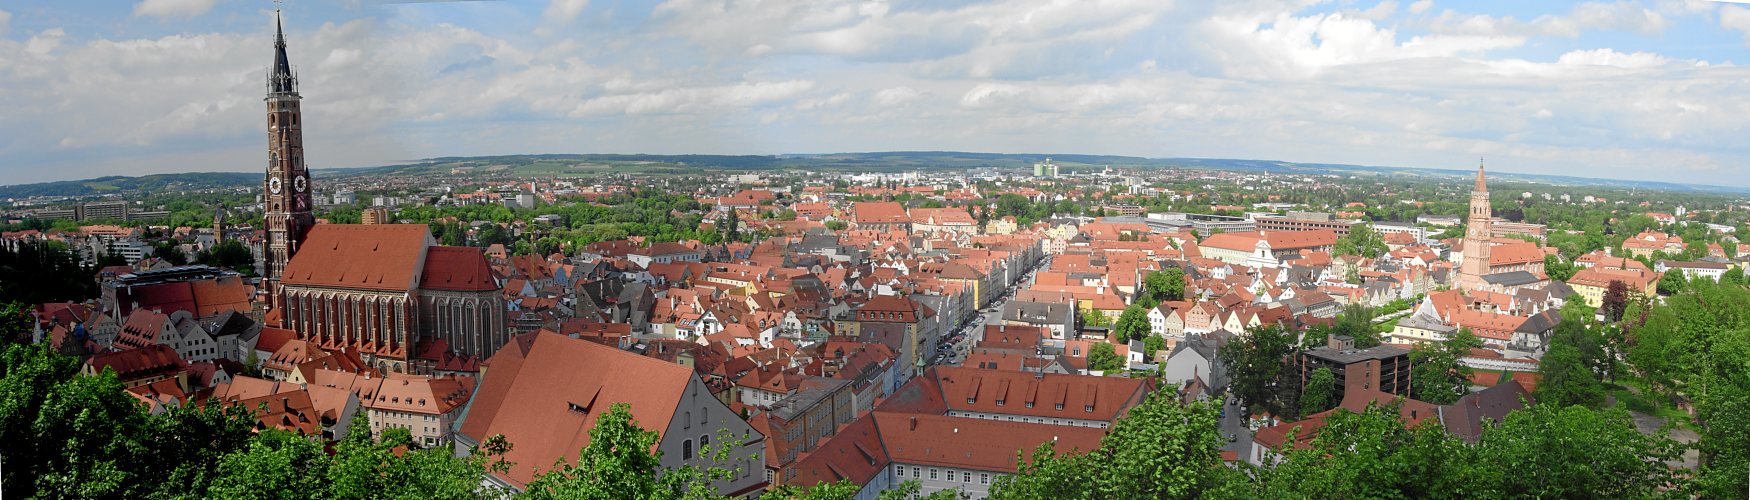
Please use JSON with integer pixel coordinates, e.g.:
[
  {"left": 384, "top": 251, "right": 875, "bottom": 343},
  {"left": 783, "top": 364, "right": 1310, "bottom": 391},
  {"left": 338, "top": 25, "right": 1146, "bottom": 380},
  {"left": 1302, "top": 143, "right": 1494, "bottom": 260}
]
[
  {"left": 262, "top": 11, "right": 316, "bottom": 309},
  {"left": 1458, "top": 162, "right": 1492, "bottom": 290},
  {"left": 78, "top": 200, "right": 130, "bottom": 221}
]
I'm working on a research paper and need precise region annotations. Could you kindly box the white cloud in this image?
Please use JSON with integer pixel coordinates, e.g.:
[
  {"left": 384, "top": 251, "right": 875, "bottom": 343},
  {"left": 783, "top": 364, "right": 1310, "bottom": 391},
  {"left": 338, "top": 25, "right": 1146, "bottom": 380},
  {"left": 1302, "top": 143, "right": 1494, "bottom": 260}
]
[
  {"left": 543, "top": 0, "right": 590, "bottom": 24},
  {"left": 1723, "top": 5, "right": 1750, "bottom": 42},
  {"left": 0, "top": 10, "right": 12, "bottom": 36},
  {"left": 5, "top": 0, "right": 1750, "bottom": 186},
  {"left": 1557, "top": 48, "right": 1669, "bottom": 68},
  {"left": 1419, "top": 2, "right": 1669, "bottom": 39},
  {"left": 650, "top": 0, "right": 1168, "bottom": 78},
  {"left": 872, "top": 86, "right": 922, "bottom": 107},
  {"left": 132, "top": 0, "right": 220, "bottom": 19}
]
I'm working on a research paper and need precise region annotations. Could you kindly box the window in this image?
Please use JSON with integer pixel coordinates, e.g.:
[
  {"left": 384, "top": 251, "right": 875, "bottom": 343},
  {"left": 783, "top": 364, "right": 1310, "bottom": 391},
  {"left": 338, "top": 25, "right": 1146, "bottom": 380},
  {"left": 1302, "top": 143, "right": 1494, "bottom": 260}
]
[
  {"left": 700, "top": 434, "right": 709, "bottom": 450},
  {"left": 930, "top": 468, "right": 938, "bottom": 480},
  {"left": 896, "top": 465, "right": 904, "bottom": 477},
  {"left": 912, "top": 467, "right": 920, "bottom": 478},
  {"left": 682, "top": 439, "right": 693, "bottom": 460},
  {"left": 963, "top": 471, "right": 972, "bottom": 482},
  {"left": 981, "top": 473, "right": 990, "bottom": 485},
  {"left": 684, "top": 411, "right": 691, "bottom": 429}
]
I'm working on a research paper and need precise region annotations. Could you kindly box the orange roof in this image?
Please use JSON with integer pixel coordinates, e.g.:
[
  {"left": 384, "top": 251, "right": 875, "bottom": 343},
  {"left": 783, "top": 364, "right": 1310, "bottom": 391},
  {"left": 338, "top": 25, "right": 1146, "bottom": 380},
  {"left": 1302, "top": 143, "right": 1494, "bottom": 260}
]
[
  {"left": 420, "top": 246, "right": 498, "bottom": 292},
  {"left": 873, "top": 412, "right": 1104, "bottom": 472},
  {"left": 852, "top": 202, "right": 909, "bottom": 224},
  {"left": 1263, "top": 229, "right": 1338, "bottom": 251},
  {"left": 1569, "top": 266, "right": 1660, "bottom": 290},
  {"left": 931, "top": 366, "right": 1149, "bottom": 423},
  {"left": 283, "top": 225, "right": 432, "bottom": 292},
  {"left": 459, "top": 332, "right": 697, "bottom": 487},
  {"left": 1198, "top": 232, "right": 1261, "bottom": 252},
  {"left": 1488, "top": 240, "right": 1544, "bottom": 266}
]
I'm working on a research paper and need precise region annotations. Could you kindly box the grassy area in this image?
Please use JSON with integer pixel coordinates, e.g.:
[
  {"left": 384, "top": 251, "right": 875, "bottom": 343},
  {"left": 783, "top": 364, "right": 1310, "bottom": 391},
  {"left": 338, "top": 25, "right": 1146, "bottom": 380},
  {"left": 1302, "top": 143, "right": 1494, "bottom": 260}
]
[{"left": 1605, "top": 382, "right": 1692, "bottom": 429}]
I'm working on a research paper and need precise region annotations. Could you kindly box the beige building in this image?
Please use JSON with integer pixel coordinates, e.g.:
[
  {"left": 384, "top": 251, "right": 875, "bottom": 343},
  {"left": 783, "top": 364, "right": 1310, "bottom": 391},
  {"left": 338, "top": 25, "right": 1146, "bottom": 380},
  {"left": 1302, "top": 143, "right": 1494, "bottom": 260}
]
[{"left": 364, "top": 374, "right": 474, "bottom": 448}]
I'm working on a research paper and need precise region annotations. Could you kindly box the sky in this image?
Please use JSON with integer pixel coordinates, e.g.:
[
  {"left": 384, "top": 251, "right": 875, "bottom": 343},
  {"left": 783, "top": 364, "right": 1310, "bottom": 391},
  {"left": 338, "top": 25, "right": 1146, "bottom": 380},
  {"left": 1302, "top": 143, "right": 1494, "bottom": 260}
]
[{"left": 2, "top": 0, "right": 1749, "bottom": 186}]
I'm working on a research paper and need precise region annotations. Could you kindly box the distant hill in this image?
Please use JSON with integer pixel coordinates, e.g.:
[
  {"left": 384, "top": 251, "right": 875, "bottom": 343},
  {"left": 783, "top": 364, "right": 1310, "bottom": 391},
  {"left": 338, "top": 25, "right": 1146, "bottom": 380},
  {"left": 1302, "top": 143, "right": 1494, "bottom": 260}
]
[
  {"left": 6, "top": 152, "right": 1746, "bottom": 197},
  {"left": 0, "top": 172, "right": 261, "bottom": 199}
]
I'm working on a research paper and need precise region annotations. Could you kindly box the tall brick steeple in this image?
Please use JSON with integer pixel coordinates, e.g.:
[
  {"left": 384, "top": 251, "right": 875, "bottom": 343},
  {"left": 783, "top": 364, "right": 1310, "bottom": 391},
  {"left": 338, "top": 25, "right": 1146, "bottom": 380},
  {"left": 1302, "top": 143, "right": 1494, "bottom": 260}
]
[{"left": 263, "top": 10, "right": 315, "bottom": 310}]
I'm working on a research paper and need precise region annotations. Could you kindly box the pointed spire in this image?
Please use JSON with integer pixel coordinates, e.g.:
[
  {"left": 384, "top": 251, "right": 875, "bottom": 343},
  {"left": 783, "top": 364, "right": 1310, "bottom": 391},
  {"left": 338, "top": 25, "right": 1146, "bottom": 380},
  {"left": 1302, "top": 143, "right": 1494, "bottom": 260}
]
[
  {"left": 1474, "top": 158, "right": 1487, "bottom": 192},
  {"left": 269, "top": 10, "right": 297, "bottom": 95}
]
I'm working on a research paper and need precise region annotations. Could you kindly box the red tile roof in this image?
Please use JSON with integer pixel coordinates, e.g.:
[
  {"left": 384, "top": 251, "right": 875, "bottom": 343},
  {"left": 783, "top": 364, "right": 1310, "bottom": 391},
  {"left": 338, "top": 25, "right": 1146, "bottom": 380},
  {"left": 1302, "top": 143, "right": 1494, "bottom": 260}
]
[
  {"left": 852, "top": 202, "right": 909, "bottom": 224},
  {"left": 930, "top": 366, "right": 1150, "bottom": 423},
  {"left": 282, "top": 224, "right": 432, "bottom": 292},
  {"left": 873, "top": 412, "right": 1104, "bottom": 472},
  {"left": 420, "top": 246, "right": 498, "bottom": 291},
  {"left": 87, "top": 344, "right": 186, "bottom": 382},
  {"left": 459, "top": 332, "right": 697, "bottom": 487}
]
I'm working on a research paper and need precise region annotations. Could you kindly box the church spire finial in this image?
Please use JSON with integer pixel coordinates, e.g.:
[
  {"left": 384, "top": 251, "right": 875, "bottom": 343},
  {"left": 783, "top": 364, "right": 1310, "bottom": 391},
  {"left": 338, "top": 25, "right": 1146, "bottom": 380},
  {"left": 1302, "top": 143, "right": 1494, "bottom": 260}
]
[
  {"left": 1474, "top": 158, "right": 1487, "bottom": 192},
  {"left": 269, "top": 8, "right": 297, "bottom": 95}
]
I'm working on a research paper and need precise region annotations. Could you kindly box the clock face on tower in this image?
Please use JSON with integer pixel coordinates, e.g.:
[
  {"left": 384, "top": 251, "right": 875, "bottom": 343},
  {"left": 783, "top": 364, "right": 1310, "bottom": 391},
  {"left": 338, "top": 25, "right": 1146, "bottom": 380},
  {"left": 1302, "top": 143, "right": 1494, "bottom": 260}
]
[
  {"left": 269, "top": 176, "right": 283, "bottom": 194},
  {"left": 293, "top": 174, "right": 307, "bottom": 193}
]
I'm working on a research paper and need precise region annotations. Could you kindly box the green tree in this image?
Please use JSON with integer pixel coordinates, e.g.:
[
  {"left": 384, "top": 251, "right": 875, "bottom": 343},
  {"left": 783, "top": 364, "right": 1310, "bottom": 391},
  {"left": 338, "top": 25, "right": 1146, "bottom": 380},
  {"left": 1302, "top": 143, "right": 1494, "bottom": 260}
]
[
  {"left": 1657, "top": 268, "right": 1687, "bottom": 295},
  {"left": 1721, "top": 265, "right": 1745, "bottom": 286},
  {"left": 1257, "top": 403, "right": 1478, "bottom": 498},
  {"left": 1408, "top": 328, "right": 1483, "bottom": 405},
  {"left": 1330, "top": 303, "right": 1380, "bottom": 348},
  {"left": 1474, "top": 404, "right": 1686, "bottom": 498},
  {"left": 1113, "top": 304, "right": 1151, "bottom": 342},
  {"left": 1143, "top": 268, "right": 1187, "bottom": 303},
  {"left": 152, "top": 240, "right": 189, "bottom": 265},
  {"left": 1219, "top": 324, "right": 1300, "bottom": 419},
  {"left": 135, "top": 400, "right": 258, "bottom": 497},
  {"left": 1626, "top": 279, "right": 1750, "bottom": 495},
  {"left": 1080, "top": 306, "right": 1110, "bottom": 328},
  {"left": 1333, "top": 223, "right": 1387, "bottom": 258},
  {"left": 989, "top": 395, "right": 1239, "bottom": 499},
  {"left": 1142, "top": 335, "right": 1165, "bottom": 363},
  {"left": 1300, "top": 367, "right": 1337, "bottom": 415},
  {"left": 1543, "top": 254, "right": 1576, "bottom": 281},
  {"left": 0, "top": 301, "right": 32, "bottom": 345},
  {"left": 197, "top": 239, "right": 257, "bottom": 276},
  {"left": 1086, "top": 342, "right": 1124, "bottom": 372},
  {"left": 324, "top": 412, "right": 488, "bottom": 499},
  {"left": 1536, "top": 340, "right": 1604, "bottom": 409},
  {"left": 206, "top": 429, "right": 328, "bottom": 499},
  {"left": 0, "top": 241, "right": 98, "bottom": 304}
]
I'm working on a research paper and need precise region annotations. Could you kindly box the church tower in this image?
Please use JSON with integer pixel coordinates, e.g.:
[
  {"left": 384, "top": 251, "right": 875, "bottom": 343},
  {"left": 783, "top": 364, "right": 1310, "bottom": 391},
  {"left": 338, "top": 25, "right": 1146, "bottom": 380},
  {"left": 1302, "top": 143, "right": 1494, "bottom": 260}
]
[
  {"left": 1459, "top": 161, "right": 1492, "bottom": 289},
  {"left": 263, "top": 11, "right": 315, "bottom": 303}
]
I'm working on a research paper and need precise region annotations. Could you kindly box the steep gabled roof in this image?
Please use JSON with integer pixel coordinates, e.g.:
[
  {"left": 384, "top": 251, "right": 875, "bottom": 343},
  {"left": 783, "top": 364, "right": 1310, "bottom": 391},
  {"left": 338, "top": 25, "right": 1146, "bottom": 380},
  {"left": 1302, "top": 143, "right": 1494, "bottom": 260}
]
[
  {"left": 283, "top": 224, "right": 433, "bottom": 292},
  {"left": 459, "top": 332, "right": 696, "bottom": 487},
  {"left": 420, "top": 246, "right": 498, "bottom": 292}
]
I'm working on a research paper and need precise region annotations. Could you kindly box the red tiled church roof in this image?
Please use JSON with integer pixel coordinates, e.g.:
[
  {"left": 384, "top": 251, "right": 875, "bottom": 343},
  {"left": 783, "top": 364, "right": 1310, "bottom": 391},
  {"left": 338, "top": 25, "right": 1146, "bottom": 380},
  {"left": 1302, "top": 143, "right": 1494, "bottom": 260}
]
[
  {"left": 282, "top": 225, "right": 432, "bottom": 292},
  {"left": 420, "top": 246, "right": 498, "bottom": 292}
]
